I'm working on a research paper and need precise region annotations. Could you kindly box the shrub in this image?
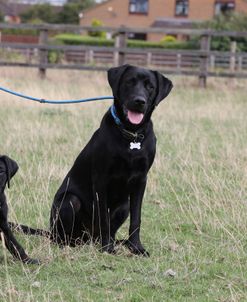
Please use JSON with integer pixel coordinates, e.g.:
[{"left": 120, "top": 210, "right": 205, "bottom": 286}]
[
  {"left": 160, "top": 35, "right": 177, "bottom": 43},
  {"left": 88, "top": 19, "right": 106, "bottom": 38},
  {"left": 48, "top": 50, "right": 62, "bottom": 64}
]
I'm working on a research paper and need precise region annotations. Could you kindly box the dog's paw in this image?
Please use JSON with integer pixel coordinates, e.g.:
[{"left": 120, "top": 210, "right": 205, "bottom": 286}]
[
  {"left": 101, "top": 243, "right": 116, "bottom": 255},
  {"left": 130, "top": 246, "right": 150, "bottom": 257},
  {"left": 124, "top": 240, "right": 150, "bottom": 257},
  {"left": 23, "top": 258, "right": 41, "bottom": 265},
  {"left": 115, "top": 239, "right": 127, "bottom": 246}
]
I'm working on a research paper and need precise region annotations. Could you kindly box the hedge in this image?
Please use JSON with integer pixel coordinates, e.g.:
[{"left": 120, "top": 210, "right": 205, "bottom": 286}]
[
  {"left": 53, "top": 34, "right": 114, "bottom": 47},
  {"left": 53, "top": 33, "right": 198, "bottom": 50},
  {"left": 2, "top": 28, "right": 38, "bottom": 35}
]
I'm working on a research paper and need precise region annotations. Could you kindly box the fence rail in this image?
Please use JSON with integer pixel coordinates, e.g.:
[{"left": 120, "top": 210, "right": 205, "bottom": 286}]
[{"left": 1, "top": 23, "right": 247, "bottom": 86}]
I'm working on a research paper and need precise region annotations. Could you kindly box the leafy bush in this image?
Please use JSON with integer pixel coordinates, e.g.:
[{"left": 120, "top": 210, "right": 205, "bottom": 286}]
[
  {"left": 48, "top": 50, "right": 62, "bottom": 64},
  {"left": 47, "top": 40, "right": 64, "bottom": 64},
  {"left": 160, "top": 35, "right": 177, "bottom": 43},
  {"left": 89, "top": 19, "right": 106, "bottom": 38}
]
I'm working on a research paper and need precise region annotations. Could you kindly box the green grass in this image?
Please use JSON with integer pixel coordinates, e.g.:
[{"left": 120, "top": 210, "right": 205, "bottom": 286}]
[{"left": 0, "top": 68, "right": 247, "bottom": 301}]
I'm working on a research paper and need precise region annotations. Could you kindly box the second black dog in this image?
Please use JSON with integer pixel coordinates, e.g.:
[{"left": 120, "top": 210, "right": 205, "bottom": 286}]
[{"left": 0, "top": 155, "right": 38, "bottom": 264}]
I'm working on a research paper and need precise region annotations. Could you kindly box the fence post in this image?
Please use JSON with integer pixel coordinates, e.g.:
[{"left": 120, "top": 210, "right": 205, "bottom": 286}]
[
  {"left": 38, "top": 28, "right": 48, "bottom": 78},
  {"left": 87, "top": 49, "right": 94, "bottom": 64},
  {"left": 114, "top": 36, "right": 119, "bottom": 67},
  {"left": 147, "top": 52, "right": 152, "bottom": 67},
  {"left": 176, "top": 53, "right": 181, "bottom": 72},
  {"left": 114, "top": 29, "right": 127, "bottom": 66},
  {"left": 238, "top": 55, "right": 242, "bottom": 72},
  {"left": 210, "top": 54, "right": 215, "bottom": 70},
  {"left": 199, "top": 34, "right": 211, "bottom": 88},
  {"left": 25, "top": 48, "right": 32, "bottom": 64},
  {"left": 229, "top": 41, "right": 237, "bottom": 73}
]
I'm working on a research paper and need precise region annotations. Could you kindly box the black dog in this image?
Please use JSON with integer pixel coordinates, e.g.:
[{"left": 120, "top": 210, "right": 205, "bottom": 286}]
[
  {"left": 49, "top": 65, "right": 173, "bottom": 256},
  {"left": 0, "top": 155, "right": 38, "bottom": 264}
]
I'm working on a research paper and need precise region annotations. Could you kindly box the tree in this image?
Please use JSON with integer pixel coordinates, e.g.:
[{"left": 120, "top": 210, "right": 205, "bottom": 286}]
[
  {"left": 56, "top": 3, "right": 80, "bottom": 24},
  {"left": 200, "top": 13, "right": 247, "bottom": 51},
  {"left": 57, "top": 0, "right": 95, "bottom": 24},
  {"left": 67, "top": 0, "right": 95, "bottom": 6},
  {"left": 0, "top": 11, "right": 4, "bottom": 22},
  {"left": 20, "top": 0, "right": 95, "bottom": 24},
  {"left": 20, "top": 3, "right": 57, "bottom": 23}
]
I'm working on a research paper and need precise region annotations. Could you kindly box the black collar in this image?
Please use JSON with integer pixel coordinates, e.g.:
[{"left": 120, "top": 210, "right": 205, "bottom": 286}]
[{"left": 110, "top": 105, "right": 145, "bottom": 142}]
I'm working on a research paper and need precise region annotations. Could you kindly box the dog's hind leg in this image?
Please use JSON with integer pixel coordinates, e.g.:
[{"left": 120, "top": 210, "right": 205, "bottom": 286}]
[{"left": 50, "top": 194, "right": 84, "bottom": 247}]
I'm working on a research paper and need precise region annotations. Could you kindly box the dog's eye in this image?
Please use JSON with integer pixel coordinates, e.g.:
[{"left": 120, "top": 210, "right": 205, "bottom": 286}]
[
  {"left": 126, "top": 78, "right": 137, "bottom": 86},
  {"left": 145, "top": 82, "right": 154, "bottom": 91}
]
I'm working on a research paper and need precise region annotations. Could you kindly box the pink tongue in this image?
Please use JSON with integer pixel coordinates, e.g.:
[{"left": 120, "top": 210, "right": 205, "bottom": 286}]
[{"left": 127, "top": 110, "right": 144, "bottom": 125}]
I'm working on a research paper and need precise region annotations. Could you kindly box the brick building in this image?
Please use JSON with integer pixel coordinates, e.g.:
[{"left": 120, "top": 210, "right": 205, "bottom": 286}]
[{"left": 79, "top": 0, "right": 247, "bottom": 41}]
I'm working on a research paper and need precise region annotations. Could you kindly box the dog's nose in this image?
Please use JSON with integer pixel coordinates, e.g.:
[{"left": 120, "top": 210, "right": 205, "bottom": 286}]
[{"left": 134, "top": 97, "right": 146, "bottom": 106}]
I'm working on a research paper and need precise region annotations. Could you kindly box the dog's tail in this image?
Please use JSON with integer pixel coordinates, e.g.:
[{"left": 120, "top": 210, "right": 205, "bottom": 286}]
[{"left": 8, "top": 222, "right": 51, "bottom": 238}]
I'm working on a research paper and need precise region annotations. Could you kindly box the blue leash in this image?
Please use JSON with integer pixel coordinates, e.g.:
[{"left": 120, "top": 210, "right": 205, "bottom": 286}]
[{"left": 0, "top": 85, "right": 114, "bottom": 104}]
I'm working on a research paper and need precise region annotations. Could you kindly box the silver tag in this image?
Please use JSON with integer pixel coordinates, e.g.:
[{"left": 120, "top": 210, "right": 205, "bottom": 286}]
[{"left": 130, "top": 142, "right": 141, "bottom": 150}]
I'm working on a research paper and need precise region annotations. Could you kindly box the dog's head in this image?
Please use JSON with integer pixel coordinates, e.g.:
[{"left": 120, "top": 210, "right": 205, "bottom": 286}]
[
  {"left": 0, "top": 155, "right": 18, "bottom": 192},
  {"left": 108, "top": 64, "right": 173, "bottom": 129}
]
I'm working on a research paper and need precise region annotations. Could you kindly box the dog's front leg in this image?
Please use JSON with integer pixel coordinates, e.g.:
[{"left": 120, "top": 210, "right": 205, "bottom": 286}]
[
  {"left": 0, "top": 220, "right": 38, "bottom": 264},
  {"left": 127, "top": 179, "right": 149, "bottom": 257},
  {"left": 93, "top": 183, "right": 115, "bottom": 254},
  {"left": 0, "top": 197, "right": 39, "bottom": 264}
]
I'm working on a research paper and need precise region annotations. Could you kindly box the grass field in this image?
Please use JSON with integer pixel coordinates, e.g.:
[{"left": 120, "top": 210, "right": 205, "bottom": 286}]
[{"left": 0, "top": 68, "right": 247, "bottom": 302}]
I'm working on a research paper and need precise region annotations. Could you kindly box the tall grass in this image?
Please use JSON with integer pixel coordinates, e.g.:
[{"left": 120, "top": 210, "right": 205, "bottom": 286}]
[{"left": 0, "top": 68, "right": 247, "bottom": 301}]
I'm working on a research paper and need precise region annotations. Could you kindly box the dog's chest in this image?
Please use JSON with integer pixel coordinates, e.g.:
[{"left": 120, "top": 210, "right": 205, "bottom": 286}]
[{"left": 110, "top": 151, "right": 148, "bottom": 181}]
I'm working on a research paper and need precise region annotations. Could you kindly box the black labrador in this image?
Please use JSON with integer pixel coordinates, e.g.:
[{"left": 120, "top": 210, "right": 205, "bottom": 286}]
[
  {"left": 0, "top": 155, "right": 38, "bottom": 264},
  {"left": 49, "top": 64, "right": 173, "bottom": 256}
]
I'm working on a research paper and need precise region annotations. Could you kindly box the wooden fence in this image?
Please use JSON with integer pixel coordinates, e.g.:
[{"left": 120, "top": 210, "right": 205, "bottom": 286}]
[{"left": 1, "top": 23, "right": 247, "bottom": 86}]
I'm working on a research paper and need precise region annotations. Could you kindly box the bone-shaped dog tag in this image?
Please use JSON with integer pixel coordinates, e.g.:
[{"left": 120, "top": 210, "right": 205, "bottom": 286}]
[{"left": 130, "top": 142, "right": 141, "bottom": 150}]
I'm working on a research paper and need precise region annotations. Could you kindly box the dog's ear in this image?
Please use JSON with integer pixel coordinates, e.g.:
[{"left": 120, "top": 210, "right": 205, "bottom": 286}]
[
  {"left": 108, "top": 64, "right": 130, "bottom": 98},
  {"left": 154, "top": 71, "right": 173, "bottom": 106}
]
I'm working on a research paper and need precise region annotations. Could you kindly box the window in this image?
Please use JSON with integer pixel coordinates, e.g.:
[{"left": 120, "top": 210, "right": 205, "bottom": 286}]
[
  {"left": 129, "top": 0, "right": 148, "bottom": 14},
  {"left": 128, "top": 33, "right": 147, "bottom": 40},
  {"left": 215, "top": 1, "right": 235, "bottom": 15},
  {"left": 175, "top": 0, "right": 189, "bottom": 16}
]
